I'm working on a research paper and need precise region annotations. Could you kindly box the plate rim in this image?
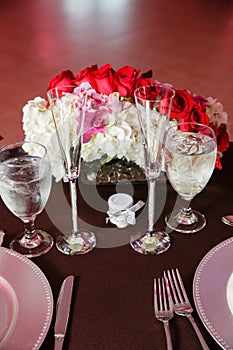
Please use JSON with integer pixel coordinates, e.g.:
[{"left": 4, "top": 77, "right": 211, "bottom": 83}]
[
  {"left": 0, "top": 247, "right": 53, "bottom": 349},
  {"left": 193, "top": 237, "right": 233, "bottom": 350}
]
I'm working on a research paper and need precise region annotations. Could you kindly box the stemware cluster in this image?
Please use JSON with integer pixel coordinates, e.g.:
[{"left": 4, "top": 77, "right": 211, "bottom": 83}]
[{"left": 0, "top": 84, "right": 217, "bottom": 258}]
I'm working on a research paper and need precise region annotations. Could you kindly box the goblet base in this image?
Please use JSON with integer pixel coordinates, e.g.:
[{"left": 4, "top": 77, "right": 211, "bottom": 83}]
[
  {"left": 165, "top": 209, "right": 206, "bottom": 233},
  {"left": 130, "top": 230, "right": 171, "bottom": 255},
  {"left": 56, "top": 229, "right": 96, "bottom": 255},
  {"left": 10, "top": 230, "right": 54, "bottom": 258}
]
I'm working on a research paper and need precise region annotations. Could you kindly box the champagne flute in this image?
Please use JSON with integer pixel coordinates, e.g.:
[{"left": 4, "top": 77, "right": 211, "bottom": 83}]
[
  {"left": 164, "top": 122, "right": 217, "bottom": 233},
  {"left": 0, "top": 141, "right": 53, "bottom": 258},
  {"left": 130, "top": 84, "right": 175, "bottom": 255},
  {"left": 47, "top": 86, "right": 96, "bottom": 255}
]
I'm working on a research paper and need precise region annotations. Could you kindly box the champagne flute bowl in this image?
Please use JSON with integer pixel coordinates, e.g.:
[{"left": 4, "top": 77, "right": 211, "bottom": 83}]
[
  {"left": 47, "top": 86, "right": 96, "bottom": 255},
  {"left": 164, "top": 122, "right": 217, "bottom": 233},
  {"left": 0, "top": 141, "right": 53, "bottom": 257},
  {"left": 130, "top": 84, "right": 175, "bottom": 255}
]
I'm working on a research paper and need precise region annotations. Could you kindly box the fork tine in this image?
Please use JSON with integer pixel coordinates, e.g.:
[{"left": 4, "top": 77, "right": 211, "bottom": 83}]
[
  {"left": 175, "top": 268, "right": 189, "bottom": 302},
  {"left": 161, "top": 278, "right": 167, "bottom": 311},
  {"left": 164, "top": 269, "right": 179, "bottom": 304},
  {"left": 158, "top": 278, "right": 163, "bottom": 311},
  {"left": 154, "top": 278, "right": 158, "bottom": 312},
  {"left": 171, "top": 268, "right": 184, "bottom": 303},
  {"left": 164, "top": 276, "right": 173, "bottom": 311},
  {"left": 154, "top": 278, "right": 168, "bottom": 312}
]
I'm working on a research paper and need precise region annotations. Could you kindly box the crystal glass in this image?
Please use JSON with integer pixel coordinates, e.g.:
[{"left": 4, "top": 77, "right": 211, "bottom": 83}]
[
  {"left": 130, "top": 84, "right": 175, "bottom": 255},
  {"left": 47, "top": 86, "right": 96, "bottom": 255},
  {"left": 164, "top": 122, "right": 217, "bottom": 233},
  {"left": 0, "top": 141, "right": 53, "bottom": 258}
]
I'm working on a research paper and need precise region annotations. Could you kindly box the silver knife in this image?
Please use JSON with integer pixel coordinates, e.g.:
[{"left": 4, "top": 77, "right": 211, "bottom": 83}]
[{"left": 54, "top": 275, "right": 74, "bottom": 350}]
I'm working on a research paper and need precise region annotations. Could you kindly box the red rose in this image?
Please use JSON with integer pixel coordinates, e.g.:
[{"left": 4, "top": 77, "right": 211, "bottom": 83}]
[
  {"left": 113, "top": 65, "right": 141, "bottom": 98},
  {"left": 215, "top": 155, "right": 222, "bottom": 170},
  {"left": 212, "top": 123, "right": 230, "bottom": 170},
  {"left": 72, "top": 64, "right": 98, "bottom": 87},
  {"left": 170, "top": 90, "right": 195, "bottom": 119},
  {"left": 158, "top": 86, "right": 174, "bottom": 114},
  {"left": 134, "top": 85, "right": 161, "bottom": 110},
  {"left": 132, "top": 77, "right": 153, "bottom": 101},
  {"left": 89, "top": 64, "right": 115, "bottom": 95},
  {"left": 46, "top": 70, "right": 75, "bottom": 93},
  {"left": 210, "top": 123, "right": 229, "bottom": 153},
  {"left": 183, "top": 103, "right": 209, "bottom": 125}
]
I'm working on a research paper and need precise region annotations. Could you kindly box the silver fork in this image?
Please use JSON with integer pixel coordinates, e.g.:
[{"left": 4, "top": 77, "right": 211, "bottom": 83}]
[
  {"left": 164, "top": 268, "right": 209, "bottom": 350},
  {"left": 154, "top": 277, "right": 174, "bottom": 350}
]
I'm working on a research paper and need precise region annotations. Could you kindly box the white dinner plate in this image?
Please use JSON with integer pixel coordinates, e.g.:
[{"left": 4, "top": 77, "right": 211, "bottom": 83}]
[
  {"left": 0, "top": 247, "right": 53, "bottom": 349},
  {"left": 193, "top": 237, "right": 233, "bottom": 350},
  {"left": 0, "top": 276, "right": 18, "bottom": 347},
  {"left": 226, "top": 272, "right": 233, "bottom": 316}
]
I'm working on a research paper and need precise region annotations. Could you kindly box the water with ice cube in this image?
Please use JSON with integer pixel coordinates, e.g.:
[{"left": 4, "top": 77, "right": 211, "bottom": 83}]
[
  {"left": 0, "top": 155, "right": 51, "bottom": 221},
  {"left": 165, "top": 132, "right": 217, "bottom": 201}
]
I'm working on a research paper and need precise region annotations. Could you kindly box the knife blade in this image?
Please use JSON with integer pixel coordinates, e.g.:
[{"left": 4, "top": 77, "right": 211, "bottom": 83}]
[{"left": 54, "top": 275, "right": 74, "bottom": 350}]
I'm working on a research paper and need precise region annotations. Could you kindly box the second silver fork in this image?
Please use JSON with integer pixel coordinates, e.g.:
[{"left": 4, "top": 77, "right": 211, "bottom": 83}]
[{"left": 164, "top": 268, "right": 210, "bottom": 350}]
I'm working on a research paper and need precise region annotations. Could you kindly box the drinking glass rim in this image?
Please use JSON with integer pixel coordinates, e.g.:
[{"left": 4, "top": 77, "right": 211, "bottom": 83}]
[
  {"left": 0, "top": 141, "right": 48, "bottom": 167},
  {"left": 47, "top": 85, "right": 79, "bottom": 96},
  {"left": 167, "top": 122, "right": 217, "bottom": 143},
  {"left": 134, "top": 84, "right": 175, "bottom": 102}
]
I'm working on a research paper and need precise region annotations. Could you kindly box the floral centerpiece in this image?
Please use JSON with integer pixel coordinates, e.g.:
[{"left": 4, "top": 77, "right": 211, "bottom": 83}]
[{"left": 22, "top": 64, "right": 230, "bottom": 184}]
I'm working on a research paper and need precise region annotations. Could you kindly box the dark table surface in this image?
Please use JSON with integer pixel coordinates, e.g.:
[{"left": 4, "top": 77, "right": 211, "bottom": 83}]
[{"left": 1, "top": 144, "right": 233, "bottom": 350}]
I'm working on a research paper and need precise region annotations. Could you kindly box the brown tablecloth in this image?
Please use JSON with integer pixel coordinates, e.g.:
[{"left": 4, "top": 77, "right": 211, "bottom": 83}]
[{"left": 1, "top": 144, "right": 233, "bottom": 350}]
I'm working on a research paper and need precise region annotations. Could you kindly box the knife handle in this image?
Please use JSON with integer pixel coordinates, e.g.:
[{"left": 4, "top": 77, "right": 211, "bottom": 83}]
[{"left": 54, "top": 335, "right": 64, "bottom": 350}]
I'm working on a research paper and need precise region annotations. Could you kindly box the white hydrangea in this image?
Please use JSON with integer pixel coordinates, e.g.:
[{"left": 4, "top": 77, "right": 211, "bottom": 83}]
[
  {"left": 22, "top": 96, "right": 80, "bottom": 182},
  {"left": 82, "top": 103, "right": 144, "bottom": 166}
]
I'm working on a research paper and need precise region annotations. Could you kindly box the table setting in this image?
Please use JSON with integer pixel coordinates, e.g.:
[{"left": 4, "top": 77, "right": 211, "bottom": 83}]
[{"left": 0, "top": 63, "right": 232, "bottom": 349}]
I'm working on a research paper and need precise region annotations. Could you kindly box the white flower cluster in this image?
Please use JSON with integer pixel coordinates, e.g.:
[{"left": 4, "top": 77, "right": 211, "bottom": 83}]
[
  {"left": 22, "top": 96, "right": 79, "bottom": 182},
  {"left": 22, "top": 90, "right": 229, "bottom": 183},
  {"left": 22, "top": 96, "right": 144, "bottom": 182},
  {"left": 205, "top": 97, "right": 229, "bottom": 128},
  {"left": 82, "top": 103, "right": 144, "bottom": 165}
]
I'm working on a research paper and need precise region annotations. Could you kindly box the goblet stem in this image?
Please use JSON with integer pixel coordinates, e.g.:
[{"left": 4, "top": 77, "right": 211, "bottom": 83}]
[
  {"left": 165, "top": 197, "right": 206, "bottom": 233},
  {"left": 10, "top": 217, "right": 54, "bottom": 258},
  {"left": 147, "top": 178, "right": 156, "bottom": 233},
  {"left": 176, "top": 199, "right": 197, "bottom": 225},
  {"left": 23, "top": 219, "right": 37, "bottom": 240},
  {"left": 69, "top": 179, "right": 79, "bottom": 235}
]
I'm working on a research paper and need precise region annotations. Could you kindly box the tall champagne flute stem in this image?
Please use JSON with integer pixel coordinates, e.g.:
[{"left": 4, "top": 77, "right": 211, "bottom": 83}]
[
  {"left": 69, "top": 179, "right": 78, "bottom": 234},
  {"left": 148, "top": 179, "right": 156, "bottom": 233}
]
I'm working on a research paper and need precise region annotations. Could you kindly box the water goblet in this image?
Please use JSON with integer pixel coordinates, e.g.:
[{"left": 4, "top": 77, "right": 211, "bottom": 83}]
[
  {"left": 0, "top": 141, "right": 53, "bottom": 258},
  {"left": 130, "top": 84, "right": 175, "bottom": 255},
  {"left": 164, "top": 122, "right": 217, "bottom": 233},
  {"left": 47, "top": 86, "right": 96, "bottom": 255}
]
